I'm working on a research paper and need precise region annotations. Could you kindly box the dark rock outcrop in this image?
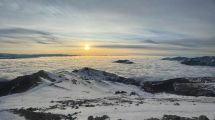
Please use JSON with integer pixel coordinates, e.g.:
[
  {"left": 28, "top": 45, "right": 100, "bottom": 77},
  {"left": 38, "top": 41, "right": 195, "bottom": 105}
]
[
  {"left": 0, "top": 70, "right": 55, "bottom": 97},
  {"left": 88, "top": 115, "right": 110, "bottom": 120},
  {"left": 11, "top": 108, "right": 77, "bottom": 120},
  {"left": 113, "top": 60, "right": 134, "bottom": 64},
  {"left": 162, "top": 56, "right": 215, "bottom": 67},
  {"left": 145, "top": 115, "right": 210, "bottom": 120},
  {"left": 115, "top": 91, "right": 127, "bottom": 95},
  {"left": 142, "top": 77, "right": 215, "bottom": 97}
]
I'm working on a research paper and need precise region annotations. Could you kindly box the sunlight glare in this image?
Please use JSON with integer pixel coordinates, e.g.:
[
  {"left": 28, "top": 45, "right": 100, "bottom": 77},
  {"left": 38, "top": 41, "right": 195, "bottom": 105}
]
[{"left": 84, "top": 44, "right": 90, "bottom": 51}]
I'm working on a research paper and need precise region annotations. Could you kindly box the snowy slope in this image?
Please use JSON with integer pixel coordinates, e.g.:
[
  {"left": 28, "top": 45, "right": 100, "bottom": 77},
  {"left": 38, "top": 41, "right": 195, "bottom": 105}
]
[{"left": 0, "top": 68, "right": 215, "bottom": 120}]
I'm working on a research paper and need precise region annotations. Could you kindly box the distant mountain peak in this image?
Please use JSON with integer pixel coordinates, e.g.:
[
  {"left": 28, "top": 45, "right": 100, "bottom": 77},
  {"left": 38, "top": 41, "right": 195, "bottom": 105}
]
[
  {"left": 73, "top": 67, "right": 140, "bottom": 86},
  {"left": 162, "top": 56, "right": 215, "bottom": 66}
]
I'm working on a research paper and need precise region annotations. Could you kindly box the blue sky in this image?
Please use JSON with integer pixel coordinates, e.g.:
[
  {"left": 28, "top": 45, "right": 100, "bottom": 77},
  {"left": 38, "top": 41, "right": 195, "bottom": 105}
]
[{"left": 0, "top": 0, "right": 215, "bottom": 56}]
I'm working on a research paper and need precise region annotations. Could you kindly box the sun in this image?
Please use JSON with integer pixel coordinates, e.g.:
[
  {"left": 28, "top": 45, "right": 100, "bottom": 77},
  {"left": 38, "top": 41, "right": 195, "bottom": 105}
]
[{"left": 84, "top": 44, "right": 90, "bottom": 51}]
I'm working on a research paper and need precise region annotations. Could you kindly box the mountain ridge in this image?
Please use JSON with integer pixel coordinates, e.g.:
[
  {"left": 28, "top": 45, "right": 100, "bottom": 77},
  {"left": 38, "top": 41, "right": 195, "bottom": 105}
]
[{"left": 0, "top": 70, "right": 62, "bottom": 97}]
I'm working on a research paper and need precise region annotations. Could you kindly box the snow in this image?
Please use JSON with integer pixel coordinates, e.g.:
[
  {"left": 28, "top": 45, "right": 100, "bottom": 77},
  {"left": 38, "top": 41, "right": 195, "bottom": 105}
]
[
  {"left": 0, "top": 68, "right": 215, "bottom": 120},
  {"left": 0, "top": 110, "right": 25, "bottom": 120}
]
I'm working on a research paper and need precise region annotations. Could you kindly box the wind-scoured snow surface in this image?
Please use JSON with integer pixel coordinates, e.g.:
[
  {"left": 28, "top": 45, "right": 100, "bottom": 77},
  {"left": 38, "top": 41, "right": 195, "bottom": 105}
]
[
  {"left": 0, "top": 67, "right": 215, "bottom": 120},
  {"left": 0, "top": 56, "right": 215, "bottom": 81}
]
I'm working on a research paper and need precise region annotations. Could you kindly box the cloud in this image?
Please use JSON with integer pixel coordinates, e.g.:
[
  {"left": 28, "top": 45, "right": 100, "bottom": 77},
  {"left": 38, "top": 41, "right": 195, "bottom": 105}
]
[
  {"left": 137, "top": 37, "right": 215, "bottom": 49},
  {"left": 0, "top": 28, "right": 58, "bottom": 44},
  {"left": 142, "top": 40, "right": 158, "bottom": 44},
  {"left": 1, "top": 0, "right": 215, "bottom": 38},
  {"left": 95, "top": 44, "right": 195, "bottom": 51},
  {"left": 158, "top": 37, "right": 215, "bottom": 48},
  {"left": 0, "top": 28, "right": 49, "bottom": 35},
  {"left": 0, "top": 0, "right": 214, "bottom": 55}
]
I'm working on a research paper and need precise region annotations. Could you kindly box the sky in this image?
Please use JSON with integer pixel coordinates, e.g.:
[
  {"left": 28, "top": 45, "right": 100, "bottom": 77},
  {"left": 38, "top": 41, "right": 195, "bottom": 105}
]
[{"left": 0, "top": 0, "right": 215, "bottom": 56}]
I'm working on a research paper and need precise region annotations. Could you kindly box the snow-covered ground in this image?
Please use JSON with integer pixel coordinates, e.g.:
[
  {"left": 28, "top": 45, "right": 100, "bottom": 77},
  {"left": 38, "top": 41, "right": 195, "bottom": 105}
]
[{"left": 0, "top": 67, "right": 215, "bottom": 120}]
